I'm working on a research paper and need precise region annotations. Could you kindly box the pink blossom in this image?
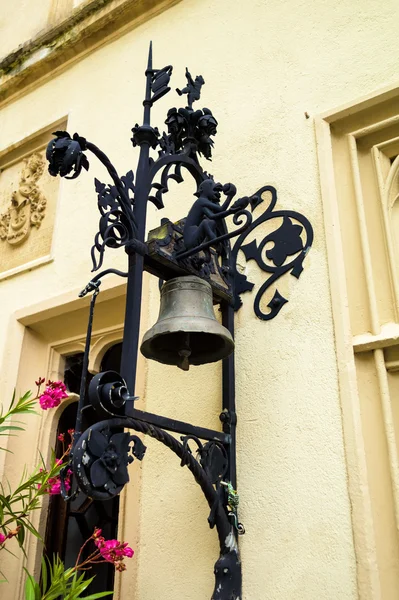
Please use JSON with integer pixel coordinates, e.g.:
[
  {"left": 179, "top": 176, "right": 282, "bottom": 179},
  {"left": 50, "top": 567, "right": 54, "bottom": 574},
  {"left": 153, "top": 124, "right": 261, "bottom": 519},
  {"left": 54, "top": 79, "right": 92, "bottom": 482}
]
[
  {"left": 39, "top": 393, "right": 57, "bottom": 410},
  {"left": 124, "top": 546, "right": 134, "bottom": 558},
  {"left": 100, "top": 539, "right": 118, "bottom": 561},
  {"left": 49, "top": 475, "right": 71, "bottom": 495},
  {"left": 0, "top": 533, "right": 6, "bottom": 544},
  {"left": 39, "top": 474, "right": 71, "bottom": 495},
  {"left": 98, "top": 538, "right": 134, "bottom": 564},
  {"left": 39, "top": 380, "right": 68, "bottom": 410},
  {"left": 48, "top": 480, "right": 61, "bottom": 495}
]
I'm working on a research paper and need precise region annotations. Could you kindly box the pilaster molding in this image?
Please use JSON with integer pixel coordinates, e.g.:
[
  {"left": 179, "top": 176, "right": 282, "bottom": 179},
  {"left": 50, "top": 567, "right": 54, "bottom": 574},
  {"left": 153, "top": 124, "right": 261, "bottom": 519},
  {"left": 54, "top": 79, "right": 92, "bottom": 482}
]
[{"left": 315, "top": 83, "right": 399, "bottom": 599}]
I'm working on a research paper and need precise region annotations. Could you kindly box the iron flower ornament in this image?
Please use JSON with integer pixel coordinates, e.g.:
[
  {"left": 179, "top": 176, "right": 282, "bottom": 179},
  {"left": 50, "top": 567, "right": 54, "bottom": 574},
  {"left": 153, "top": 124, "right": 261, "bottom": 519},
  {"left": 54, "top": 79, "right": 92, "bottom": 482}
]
[
  {"left": 88, "top": 430, "right": 133, "bottom": 493},
  {"left": 46, "top": 131, "right": 89, "bottom": 179}
]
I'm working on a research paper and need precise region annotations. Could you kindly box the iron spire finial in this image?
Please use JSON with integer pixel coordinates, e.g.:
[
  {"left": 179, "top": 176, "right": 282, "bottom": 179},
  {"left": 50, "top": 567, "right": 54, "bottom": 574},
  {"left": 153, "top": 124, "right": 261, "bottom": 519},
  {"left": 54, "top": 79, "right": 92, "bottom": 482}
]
[{"left": 147, "top": 40, "right": 153, "bottom": 72}]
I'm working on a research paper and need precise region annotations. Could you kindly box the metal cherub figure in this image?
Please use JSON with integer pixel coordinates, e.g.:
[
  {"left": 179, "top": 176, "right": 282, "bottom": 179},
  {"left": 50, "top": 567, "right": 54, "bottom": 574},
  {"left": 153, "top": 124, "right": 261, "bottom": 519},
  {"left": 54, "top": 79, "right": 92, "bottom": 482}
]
[
  {"left": 176, "top": 67, "right": 205, "bottom": 108},
  {"left": 181, "top": 179, "right": 253, "bottom": 255},
  {"left": 183, "top": 179, "right": 224, "bottom": 250}
]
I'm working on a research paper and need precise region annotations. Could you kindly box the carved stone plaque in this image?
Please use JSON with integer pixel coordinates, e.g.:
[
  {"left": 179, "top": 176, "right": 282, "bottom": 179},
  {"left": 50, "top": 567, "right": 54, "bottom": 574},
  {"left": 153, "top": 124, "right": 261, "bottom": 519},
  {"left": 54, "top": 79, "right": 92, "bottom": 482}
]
[{"left": 0, "top": 149, "right": 59, "bottom": 276}]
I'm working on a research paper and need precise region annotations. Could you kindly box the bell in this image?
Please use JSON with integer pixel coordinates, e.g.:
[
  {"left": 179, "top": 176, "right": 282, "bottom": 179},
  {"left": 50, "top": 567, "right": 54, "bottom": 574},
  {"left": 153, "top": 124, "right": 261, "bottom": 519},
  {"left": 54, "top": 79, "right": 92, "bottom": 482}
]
[{"left": 140, "top": 276, "right": 234, "bottom": 370}]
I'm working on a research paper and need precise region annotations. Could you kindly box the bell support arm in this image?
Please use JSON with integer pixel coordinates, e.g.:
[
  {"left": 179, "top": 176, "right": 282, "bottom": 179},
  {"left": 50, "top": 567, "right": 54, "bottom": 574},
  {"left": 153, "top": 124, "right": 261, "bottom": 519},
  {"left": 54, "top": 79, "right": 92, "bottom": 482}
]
[{"left": 72, "top": 415, "right": 241, "bottom": 600}]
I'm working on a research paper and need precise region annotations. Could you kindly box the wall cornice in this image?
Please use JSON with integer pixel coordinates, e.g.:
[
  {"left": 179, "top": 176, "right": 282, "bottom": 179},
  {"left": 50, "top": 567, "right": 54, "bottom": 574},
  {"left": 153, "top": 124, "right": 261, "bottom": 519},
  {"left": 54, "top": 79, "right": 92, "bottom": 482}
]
[{"left": 0, "top": 0, "right": 181, "bottom": 108}]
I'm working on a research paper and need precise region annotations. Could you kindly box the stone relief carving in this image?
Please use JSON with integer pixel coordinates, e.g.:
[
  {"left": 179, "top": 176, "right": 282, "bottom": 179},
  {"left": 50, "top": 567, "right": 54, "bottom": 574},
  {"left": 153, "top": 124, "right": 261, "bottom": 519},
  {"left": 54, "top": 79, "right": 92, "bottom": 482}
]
[{"left": 0, "top": 152, "right": 47, "bottom": 245}]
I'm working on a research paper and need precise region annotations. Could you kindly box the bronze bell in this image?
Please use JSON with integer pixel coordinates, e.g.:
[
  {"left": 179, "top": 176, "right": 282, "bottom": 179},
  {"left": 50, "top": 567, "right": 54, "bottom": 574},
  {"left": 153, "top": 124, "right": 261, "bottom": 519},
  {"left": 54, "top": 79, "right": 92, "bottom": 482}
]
[{"left": 140, "top": 276, "right": 234, "bottom": 370}]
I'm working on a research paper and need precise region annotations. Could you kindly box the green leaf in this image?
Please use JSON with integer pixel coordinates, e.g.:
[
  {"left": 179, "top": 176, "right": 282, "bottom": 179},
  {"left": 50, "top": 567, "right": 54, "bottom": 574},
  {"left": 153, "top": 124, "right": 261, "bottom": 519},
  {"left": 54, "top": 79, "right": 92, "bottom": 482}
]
[
  {"left": 83, "top": 593, "right": 113, "bottom": 599},
  {"left": 17, "top": 523, "right": 25, "bottom": 547},
  {"left": 14, "top": 472, "right": 43, "bottom": 495},
  {"left": 24, "top": 576, "right": 35, "bottom": 600},
  {"left": 0, "top": 425, "right": 25, "bottom": 432},
  {"left": 23, "top": 569, "right": 40, "bottom": 600},
  {"left": 1, "top": 495, "right": 13, "bottom": 512},
  {"left": 41, "top": 557, "right": 48, "bottom": 593},
  {"left": 8, "top": 390, "right": 16, "bottom": 410},
  {"left": 20, "top": 519, "right": 42, "bottom": 541}
]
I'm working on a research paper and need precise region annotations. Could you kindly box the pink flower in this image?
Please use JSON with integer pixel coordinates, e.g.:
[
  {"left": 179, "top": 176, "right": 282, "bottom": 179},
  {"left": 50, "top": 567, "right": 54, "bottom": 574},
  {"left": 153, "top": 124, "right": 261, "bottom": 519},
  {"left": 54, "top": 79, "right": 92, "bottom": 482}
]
[
  {"left": 58, "top": 433, "right": 65, "bottom": 442},
  {"left": 39, "top": 473, "right": 71, "bottom": 495},
  {"left": 0, "top": 533, "right": 6, "bottom": 544},
  {"left": 88, "top": 529, "right": 134, "bottom": 571},
  {"left": 100, "top": 539, "right": 118, "bottom": 561},
  {"left": 39, "top": 393, "right": 57, "bottom": 410},
  {"left": 98, "top": 538, "right": 134, "bottom": 564},
  {"left": 49, "top": 480, "right": 61, "bottom": 495},
  {"left": 39, "top": 381, "right": 68, "bottom": 410},
  {"left": 49, "top": 475, "right": 71, "bottom": 495},
  {"left": 124, "top": 546, "right": 134, "bottom": 558}
]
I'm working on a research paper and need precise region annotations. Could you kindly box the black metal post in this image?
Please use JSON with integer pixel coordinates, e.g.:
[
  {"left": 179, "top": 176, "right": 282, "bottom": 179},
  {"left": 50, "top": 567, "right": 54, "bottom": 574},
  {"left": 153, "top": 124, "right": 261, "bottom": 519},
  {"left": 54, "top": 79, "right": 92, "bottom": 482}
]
[
  {"left": 221, "top": 303, "right": 237, "bottom": 490},
  {"left": 120, "top": 45, "right": 153, "bottom": 397}
]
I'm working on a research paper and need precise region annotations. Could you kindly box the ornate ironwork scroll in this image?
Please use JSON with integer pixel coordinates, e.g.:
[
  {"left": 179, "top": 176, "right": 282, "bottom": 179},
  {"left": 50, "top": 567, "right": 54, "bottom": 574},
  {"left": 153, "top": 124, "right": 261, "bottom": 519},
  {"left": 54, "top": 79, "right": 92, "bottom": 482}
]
[
  {"left": 91, "top": 171, "right": 135, "bottom": 271},
  {"left": 231, "top": 185, "right": 314, "bottom": 320}
]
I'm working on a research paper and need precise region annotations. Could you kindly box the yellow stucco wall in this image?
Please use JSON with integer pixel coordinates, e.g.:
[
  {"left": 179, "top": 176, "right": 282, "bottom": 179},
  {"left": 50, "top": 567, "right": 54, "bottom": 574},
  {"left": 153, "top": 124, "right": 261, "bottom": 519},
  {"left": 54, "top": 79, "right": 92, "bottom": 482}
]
[
  {"left": 1, "top": 0, "right": 399, "bottom": 598},
  {"left": 0, "top": 0, "right": 52, "bottom": 58}
]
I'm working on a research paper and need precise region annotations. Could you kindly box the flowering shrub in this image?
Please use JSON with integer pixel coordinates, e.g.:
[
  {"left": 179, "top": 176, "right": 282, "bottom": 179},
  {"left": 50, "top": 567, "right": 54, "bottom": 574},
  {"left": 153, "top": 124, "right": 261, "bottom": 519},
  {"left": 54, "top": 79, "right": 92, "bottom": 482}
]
[
  {"left": 0, "top": 383, "right": 63, "bottom": 549},
  {"left": 24, "top": 527, "right": 134, "bottom": 599},
  {"left": 0, "top": 380, "right": 134, "bottom": 598}
]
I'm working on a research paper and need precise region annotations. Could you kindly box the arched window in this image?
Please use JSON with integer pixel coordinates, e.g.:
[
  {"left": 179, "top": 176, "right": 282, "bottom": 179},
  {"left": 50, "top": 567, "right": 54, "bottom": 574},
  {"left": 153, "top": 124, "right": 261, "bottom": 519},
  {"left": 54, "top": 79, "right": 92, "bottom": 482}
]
[{"left": 44, "top": 343, "right": 123, "bottom": 595}]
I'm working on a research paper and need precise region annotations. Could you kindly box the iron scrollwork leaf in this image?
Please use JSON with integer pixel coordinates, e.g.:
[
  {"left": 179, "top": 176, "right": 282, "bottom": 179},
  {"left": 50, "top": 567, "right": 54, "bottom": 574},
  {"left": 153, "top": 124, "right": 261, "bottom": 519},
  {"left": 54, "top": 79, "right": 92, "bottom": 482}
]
[
  {"left": 231, "top": 185, "right": 313, "bottom": 320},
  {"left": 90, "top": 172, "right": 135, "bottom": 271},
  {"left": 200, "top": 441, "right": 228, "bottom": 485}
]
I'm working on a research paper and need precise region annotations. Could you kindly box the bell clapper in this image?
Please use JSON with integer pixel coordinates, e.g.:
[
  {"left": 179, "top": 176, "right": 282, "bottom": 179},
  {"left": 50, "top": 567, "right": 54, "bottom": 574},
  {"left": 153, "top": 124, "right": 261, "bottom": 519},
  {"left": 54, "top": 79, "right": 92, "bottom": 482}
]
[{"left": 177, "top": 333, "right": 192, "bottom": 371}]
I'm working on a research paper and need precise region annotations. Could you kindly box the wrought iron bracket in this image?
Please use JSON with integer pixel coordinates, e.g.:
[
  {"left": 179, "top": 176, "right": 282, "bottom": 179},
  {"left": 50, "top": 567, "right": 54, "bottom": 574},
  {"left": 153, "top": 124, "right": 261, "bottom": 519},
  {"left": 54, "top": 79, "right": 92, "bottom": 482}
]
[
  {"left": 72, "top": 412, "right": 242, "bottom": 600},
  {"left": 46, "top": 44, "right": 314, "bottom": 600}
]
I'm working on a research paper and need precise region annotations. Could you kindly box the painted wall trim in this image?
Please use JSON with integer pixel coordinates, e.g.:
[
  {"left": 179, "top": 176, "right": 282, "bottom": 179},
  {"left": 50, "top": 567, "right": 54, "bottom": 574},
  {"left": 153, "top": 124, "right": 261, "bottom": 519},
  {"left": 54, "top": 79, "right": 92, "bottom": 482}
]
[
  {"left": 319, "top": 81, "right": 399, "bottom": 124},
  {"left": 0, "top": 255, "right": 53, "bottom": 282},
  {"left": 15, "top": 276, "right": 127, "bottom": 327}
]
